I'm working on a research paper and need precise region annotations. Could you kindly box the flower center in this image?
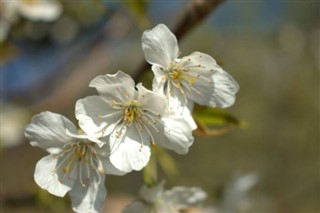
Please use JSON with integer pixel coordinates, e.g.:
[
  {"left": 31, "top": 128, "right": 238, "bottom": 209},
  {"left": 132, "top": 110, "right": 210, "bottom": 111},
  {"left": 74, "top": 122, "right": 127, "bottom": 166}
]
[
  {"left": 53, "top": 142, "right": 104, "bottom": 187},
  {"left": 167, "top": 63, "right": 182, "bottom": 80},
  {"left": 124, "top": 101, "right": 140, "bottom": 123}
]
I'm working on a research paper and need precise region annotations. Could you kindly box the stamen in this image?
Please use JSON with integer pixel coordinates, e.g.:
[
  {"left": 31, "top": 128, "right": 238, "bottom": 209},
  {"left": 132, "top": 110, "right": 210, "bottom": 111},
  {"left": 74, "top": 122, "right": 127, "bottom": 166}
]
[
  {"left": 141, "top": 122, "right": 157, "bottom": 146},
  {"left": 135, "top": 122, "right": 145, "bottom": 151},
  {"left": 79, "top": 158, "right": 86, "bottom": 187},
  {"left": 111, "top": 99, "right": 124, "bottom": 108},
  {"left": 115, "top": 122, "right": 126, "bottom": 140},
  {"left": 54, "top": 150, "right": 74, "bottom": 173},
  {"left": 140, "top": 116, "right": 161, "bottom": 135},
  {"left": 66, "top": 159, "right": 78, "bottom": 180},
  {"left": 85, "top": 154, "right": 91, "bottom": 179},
  {"left": 190, "top": 86, "right": 202, "bottom": 95},
  {"left": 94, "top": 167, "right": 102, "bottom": 184},
  {"left": 98, "top": 110, "right": 122, "bottom": 119},
  {"left": 143, "top": 110, "right": 161, "bottom": 118}
]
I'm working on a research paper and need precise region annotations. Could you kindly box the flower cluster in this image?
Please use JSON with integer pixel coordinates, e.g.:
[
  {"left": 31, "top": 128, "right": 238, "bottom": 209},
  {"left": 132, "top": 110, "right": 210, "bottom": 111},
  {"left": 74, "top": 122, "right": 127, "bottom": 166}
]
[
  {"left": 25, "top": 24, "right": 239, "bottom": 213},
  {"left": 124, "top": 181, "right": 207, "bottom": 213}
]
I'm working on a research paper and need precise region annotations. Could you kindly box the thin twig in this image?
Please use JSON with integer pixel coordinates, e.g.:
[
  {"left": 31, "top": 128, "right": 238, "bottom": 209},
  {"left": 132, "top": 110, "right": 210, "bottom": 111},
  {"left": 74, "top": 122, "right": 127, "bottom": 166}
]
[{"left": 132, "top": 0, "right": 225, "bottom": 82}]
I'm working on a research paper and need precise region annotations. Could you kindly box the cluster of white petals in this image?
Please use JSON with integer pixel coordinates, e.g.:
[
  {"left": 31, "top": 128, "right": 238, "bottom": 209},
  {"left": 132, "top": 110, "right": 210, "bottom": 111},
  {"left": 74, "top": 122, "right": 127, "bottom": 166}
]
[
  {"left": 142, "top": 24, "right": 239, "bottom": 127},
  {"left": 25, "top": 23, "right": 239, "bottom": 213},
  {"left": 76, "top": 71, "right": 194, "bottom": 173},
  {"left": 124, "top": 181, "right": 207, "bottom": 213},
  {"left": 25, "top": 111, "right": 124, "bottom": 213}
]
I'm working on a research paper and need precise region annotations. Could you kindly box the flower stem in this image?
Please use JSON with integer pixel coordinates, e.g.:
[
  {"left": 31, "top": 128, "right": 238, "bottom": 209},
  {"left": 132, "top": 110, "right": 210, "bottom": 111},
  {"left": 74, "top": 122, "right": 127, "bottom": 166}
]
[{"left": 142, "top": 147, "right": 158, "bottom": 187}]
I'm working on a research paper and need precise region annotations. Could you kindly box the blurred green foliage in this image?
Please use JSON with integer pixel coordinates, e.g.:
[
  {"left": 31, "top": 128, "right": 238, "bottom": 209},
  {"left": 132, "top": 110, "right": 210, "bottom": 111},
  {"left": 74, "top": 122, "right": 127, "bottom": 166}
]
[
  {"left": 193, "top": 105, "right": 246, "bottom": 136},
  {"left": 122, "top": 0, "right": 150, "bottom": 28}
]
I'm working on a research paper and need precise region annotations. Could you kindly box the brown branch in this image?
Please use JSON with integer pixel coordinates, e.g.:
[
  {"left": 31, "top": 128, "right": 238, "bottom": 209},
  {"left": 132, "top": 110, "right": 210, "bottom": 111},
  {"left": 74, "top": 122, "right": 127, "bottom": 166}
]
[
  {"left": 132, "top": 0, "right": 225, "bottom": 82},
  {"left": 29, "top": 0, "right": 225, "bottom": 113}
]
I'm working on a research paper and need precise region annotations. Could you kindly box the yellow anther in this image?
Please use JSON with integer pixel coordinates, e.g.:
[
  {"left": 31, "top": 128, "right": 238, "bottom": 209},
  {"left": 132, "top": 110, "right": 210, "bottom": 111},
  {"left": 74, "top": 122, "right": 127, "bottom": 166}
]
[
  {"left": 98, "top": 115, "right": 103, "bottom": 119},
  {"left": 77, "top": 145, "right": 86, "bottom": 157},
  {"left": 190, "top": 78, "right": 196, "bottom": 83},
  {"left": 62, "top": 168, "right": 68, "bottom": 174},
  {"left": 128, "top": 115, "right": 135, "bottom": 122},
  {"left": 171, "top": 71, "right": 180, "bottom": 79}
]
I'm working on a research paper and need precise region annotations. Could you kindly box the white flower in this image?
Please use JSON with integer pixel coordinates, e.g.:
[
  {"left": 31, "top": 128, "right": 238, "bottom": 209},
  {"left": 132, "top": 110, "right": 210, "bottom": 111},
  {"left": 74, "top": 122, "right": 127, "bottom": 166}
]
[
  {"left": 222, "top": 173, "right": 258, "bottom": 213},
  {"left": 0, "top": 1, "right": 19, "bottom": 42},
  {"left": 75, "top": 71, "right": 194, "bottom": 173},
  {"left": 123, "top": 181, "right": 207, "bottom": 213},
  {"left": 0, "top": 0, "right": 62, "bottom": 42},
  {"left": 17, "top": 0, "right": 62, "bottom": 22},
  {"left": 25, "top": 111, "right": 125, "bottom": 213},
  {"left": 141, "top": 24, "right": 239, "bottom": 122}
]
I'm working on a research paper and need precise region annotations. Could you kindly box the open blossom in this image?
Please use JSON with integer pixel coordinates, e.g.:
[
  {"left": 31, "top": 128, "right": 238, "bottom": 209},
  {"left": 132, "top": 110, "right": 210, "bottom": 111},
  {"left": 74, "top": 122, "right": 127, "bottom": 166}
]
[
  {"left": 221, "top": 173, "right": 258, "bottom": 213},
  {"left": 141, "top": 24, "right": 239, "bottom": 116},
  {"left": 0, "top": 0, "right": 62, "bottom": 42},
  {"left": 75, "top": 71, "right": 194, "bottom": 173},
  {"left": 25, "top": 111, "right": 124, "bottom": 213},
  {"left": 124, "top": 181, "right": 207, "bottom": 213},
  {"left": 15, "top": 0, "right": 62, "bottom": 22}
]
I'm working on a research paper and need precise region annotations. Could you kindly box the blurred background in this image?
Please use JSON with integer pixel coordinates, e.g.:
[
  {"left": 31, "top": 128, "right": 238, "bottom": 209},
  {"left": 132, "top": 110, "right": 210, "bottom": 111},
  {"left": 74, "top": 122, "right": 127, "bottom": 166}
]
[{"left": 1, "top": 0, "right": 319, "bottom": 212}]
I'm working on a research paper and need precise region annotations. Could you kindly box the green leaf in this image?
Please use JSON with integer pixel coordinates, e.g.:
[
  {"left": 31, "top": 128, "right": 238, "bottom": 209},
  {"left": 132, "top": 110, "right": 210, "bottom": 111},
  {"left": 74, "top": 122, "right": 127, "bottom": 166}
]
[{"left": 193, "top": 105, "right": 246, "bottom": 136}]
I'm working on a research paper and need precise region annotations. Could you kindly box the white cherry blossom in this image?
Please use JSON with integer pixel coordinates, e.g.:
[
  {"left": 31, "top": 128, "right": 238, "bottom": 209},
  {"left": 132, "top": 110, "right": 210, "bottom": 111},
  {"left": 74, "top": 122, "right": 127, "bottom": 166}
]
[
  {"left": 75, "top": 71, "right": 194, "bottom": 173},
  {"left": 123, "top": 181, "right": 207, "bottom": 213},
  {"left": 141, "top": 24, "right": 239, "bottom": 124},
  {"left": 0, "top": 0, "right": 62, "bottom": 42},
  {"left": 25, "top": 111, "right": 124, "bottom": 213},
  {"left": 17, "top": 0, "right": 62, "bottom": 22}
]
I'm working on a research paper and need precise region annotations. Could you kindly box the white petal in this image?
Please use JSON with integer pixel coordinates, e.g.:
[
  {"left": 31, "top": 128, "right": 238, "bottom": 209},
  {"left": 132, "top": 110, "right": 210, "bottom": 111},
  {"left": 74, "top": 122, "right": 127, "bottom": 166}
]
[
  {"left": 34, "top": 155, "right": 75, "bottom": 197},
  {"left": 70, "top": 174, "right": 106, "bottom": 213},
  {"left": 136, "top": 83, "right": 166, "bottom": 116},
  {"left": 180, "top": 51, "right": 219, "bottom": 68},
  {"left": 25, "top": 111, "right": 76, "bottom": 154},
  {"left": 181, "top": 52, "right": 239, "bottom": 108},
  {"left": 89, "top": 71, "right": 137, "bottom": 101},
  {"left": 65, "top": 129, "right": 104, "bottom": 147},
  {"left": 75, "top": 96, "right": 121, "bottom": 136},
  {"left": 142, "top": 24, "right": 179, "bottom": 68},
  {"left": 109, "top": 126, "right": 151, "bottom": 172},
  {"left": 164, "top": 186, "right": 207, "bottom": 209},
  {"left": 18, "top": 0, "right": 62, "bottom": 21},
  {"left": 190, "top": 69, "right": 239, "bottom": 108},
  {"left": 151, "top": 66, "right": 168, "bottom": 97},
  {"left": 95, "top": 143, "right": 127, "bottom": 176},
  {"left": 160, "top": 110, "right": 194, "bottom": 154},
  {"left": 167, "top": 96, "right": 197, "bottom": 130}
]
